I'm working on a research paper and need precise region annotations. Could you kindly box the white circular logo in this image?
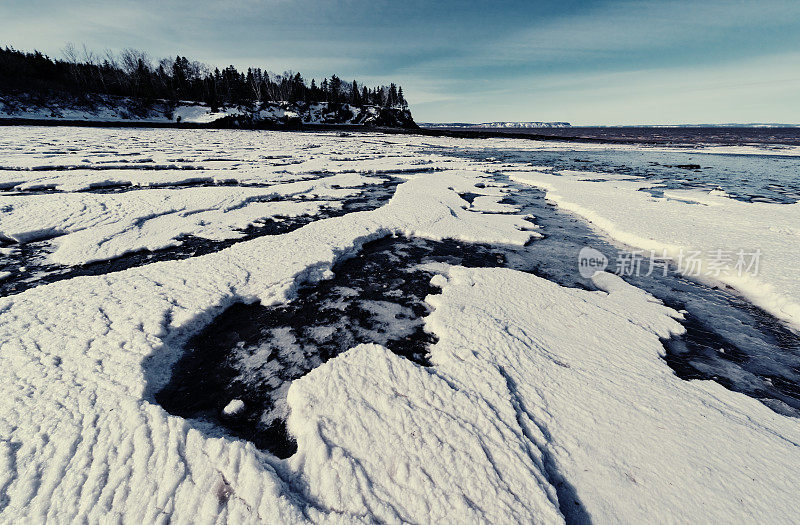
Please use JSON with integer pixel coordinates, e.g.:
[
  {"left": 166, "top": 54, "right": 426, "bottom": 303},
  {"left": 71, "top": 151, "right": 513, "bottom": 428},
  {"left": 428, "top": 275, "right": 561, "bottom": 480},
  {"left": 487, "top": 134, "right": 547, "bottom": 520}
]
[{"left": 578, "top": 247, "right": 608, "bottom": 278}]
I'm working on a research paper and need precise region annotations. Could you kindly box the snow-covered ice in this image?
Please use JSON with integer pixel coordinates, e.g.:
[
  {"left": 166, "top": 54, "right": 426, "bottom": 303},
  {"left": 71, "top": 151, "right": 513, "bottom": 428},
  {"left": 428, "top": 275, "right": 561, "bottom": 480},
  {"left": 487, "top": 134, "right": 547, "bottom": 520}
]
[
  {"left": 422, "top": 266, "right": 800, "bottom": 522},
  {"left": 0, "top": 173, "right": 383, "bottom": 265},
  {"left": 1, "top": 126, "right": 798, "bottom": 523},
  {"left": 222, "top": 399, "right": 246, "bottom": 417},
  {"left": 0, "top": 165, "right": 537, "bottom": 522}
]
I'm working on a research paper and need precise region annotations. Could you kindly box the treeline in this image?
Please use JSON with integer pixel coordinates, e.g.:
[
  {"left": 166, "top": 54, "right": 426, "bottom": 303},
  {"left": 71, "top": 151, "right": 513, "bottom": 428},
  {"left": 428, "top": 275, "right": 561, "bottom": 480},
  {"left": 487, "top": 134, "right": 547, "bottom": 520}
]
[{"left": 0, "top": 45, "right": 409, "bottom": 110}]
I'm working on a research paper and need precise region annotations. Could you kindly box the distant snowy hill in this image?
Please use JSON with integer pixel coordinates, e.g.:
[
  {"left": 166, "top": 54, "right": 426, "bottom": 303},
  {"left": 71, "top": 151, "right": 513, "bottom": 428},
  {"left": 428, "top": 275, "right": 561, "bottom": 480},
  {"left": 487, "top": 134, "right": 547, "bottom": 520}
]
[
  {"left": 0, "top": 92, "right": 417, "bottom": 128},
  {"left": 423, "top": 121, "right": 570, "bottom": 128},
  {"left": 476, "top": 121, "right": 571, "bottom": 128}
]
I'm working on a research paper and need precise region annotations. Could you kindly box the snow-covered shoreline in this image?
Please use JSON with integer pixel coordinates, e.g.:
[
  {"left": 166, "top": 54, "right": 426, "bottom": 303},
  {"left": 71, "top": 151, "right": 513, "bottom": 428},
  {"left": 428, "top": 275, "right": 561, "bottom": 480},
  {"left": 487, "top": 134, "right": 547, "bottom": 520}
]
[
  {"left": 0, "top": 93, "right": 416, "bottom": 128},
  {"left": 0, "top": 170, "right": 540, "bottom": 522}
]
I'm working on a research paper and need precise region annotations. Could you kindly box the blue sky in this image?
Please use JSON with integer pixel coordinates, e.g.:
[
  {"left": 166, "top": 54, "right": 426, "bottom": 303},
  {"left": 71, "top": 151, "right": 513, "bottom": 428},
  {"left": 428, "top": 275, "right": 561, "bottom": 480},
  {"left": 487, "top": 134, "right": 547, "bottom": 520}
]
[{"left": 2, "top": 0, "right": 799, "bottom": 124}]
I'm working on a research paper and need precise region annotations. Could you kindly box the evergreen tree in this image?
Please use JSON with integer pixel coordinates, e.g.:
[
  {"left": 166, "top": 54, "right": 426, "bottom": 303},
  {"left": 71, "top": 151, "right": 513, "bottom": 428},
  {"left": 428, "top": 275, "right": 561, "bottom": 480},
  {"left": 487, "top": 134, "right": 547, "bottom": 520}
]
[
  {"left": 171, "top": 56, "right": 188, "bottom": 99},
  {"left": 291, "top": 72, "right": 304, "bottom": 103},
  {"left": 0, "top": 45, "right": 410, "bottom": 110},
  {"left": 329, "top": 74, "right": 342, "bottom": 103},
  {"left": 320, "top": 78, "right": 329, "bottom": 102}
]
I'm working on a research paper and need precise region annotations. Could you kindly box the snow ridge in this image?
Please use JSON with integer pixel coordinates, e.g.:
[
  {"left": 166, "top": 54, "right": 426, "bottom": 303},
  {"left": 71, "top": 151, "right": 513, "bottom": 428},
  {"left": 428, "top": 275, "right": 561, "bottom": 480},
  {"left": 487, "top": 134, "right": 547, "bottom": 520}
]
[
  {"left": 421, "top": 266, "right": 800, "bottom": 522},
  {"left": 512, "top": 170, "right": 800, "bottom": 329}
]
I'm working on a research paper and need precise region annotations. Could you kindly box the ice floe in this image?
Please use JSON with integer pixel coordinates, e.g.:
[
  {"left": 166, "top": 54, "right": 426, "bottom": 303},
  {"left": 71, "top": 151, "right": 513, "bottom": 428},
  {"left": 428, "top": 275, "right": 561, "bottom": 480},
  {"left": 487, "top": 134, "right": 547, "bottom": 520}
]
[{"left": 0, "top": 173, "right": 384, "bottom": 265}]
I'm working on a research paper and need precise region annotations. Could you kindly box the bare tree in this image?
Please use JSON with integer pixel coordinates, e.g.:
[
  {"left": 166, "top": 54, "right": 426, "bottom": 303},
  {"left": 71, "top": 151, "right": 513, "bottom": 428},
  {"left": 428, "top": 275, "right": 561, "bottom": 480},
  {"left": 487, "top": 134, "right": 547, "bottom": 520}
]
[
  {"left": 61, "top": 42, "right": 79, "bottom": 63},
  {"left": 61, "top": 43, "right": 82, "bottom": 87},
  {"left": 119, "top": 48, "right": 150, "bottom": 75}
]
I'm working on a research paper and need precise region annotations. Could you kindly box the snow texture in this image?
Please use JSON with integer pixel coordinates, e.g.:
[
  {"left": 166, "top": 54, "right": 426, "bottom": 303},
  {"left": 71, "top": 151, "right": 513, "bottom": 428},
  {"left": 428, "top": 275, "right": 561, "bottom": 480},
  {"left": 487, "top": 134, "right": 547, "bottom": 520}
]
[{"left": 420, "top": 266, "right": 800, "bottom": 522}]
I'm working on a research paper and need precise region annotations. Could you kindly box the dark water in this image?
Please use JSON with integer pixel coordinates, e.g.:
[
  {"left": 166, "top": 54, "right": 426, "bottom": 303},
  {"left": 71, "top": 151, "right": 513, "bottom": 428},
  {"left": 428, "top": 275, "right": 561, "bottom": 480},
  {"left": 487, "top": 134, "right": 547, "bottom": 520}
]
[
  {"left": 436, "top": 143, "right": 800, "bottom": 204},
  {"left": 441, "top": 126, "right": 800, "bottom": 147},
  {"left": 155, "top": 236, "right": 505, "bottom": 456}
]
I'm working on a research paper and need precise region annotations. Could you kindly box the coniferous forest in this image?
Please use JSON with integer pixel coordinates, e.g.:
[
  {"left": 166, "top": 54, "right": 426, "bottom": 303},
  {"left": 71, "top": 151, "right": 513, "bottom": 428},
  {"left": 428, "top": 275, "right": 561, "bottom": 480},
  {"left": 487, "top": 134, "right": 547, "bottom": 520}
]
[{"left": 0, "top": 45, "right": 409, "bottom": 110}]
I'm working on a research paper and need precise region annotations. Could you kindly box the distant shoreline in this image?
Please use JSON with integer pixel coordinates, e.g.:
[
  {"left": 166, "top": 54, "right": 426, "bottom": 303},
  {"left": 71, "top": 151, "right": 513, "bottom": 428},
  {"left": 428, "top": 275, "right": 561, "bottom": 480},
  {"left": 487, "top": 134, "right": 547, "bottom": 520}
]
[
  {"left": 2, "top": 117, "right": 799, "bottom": 147},
  {"left": 420, "top": 125, "right": 800, "bottom": 146}
]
